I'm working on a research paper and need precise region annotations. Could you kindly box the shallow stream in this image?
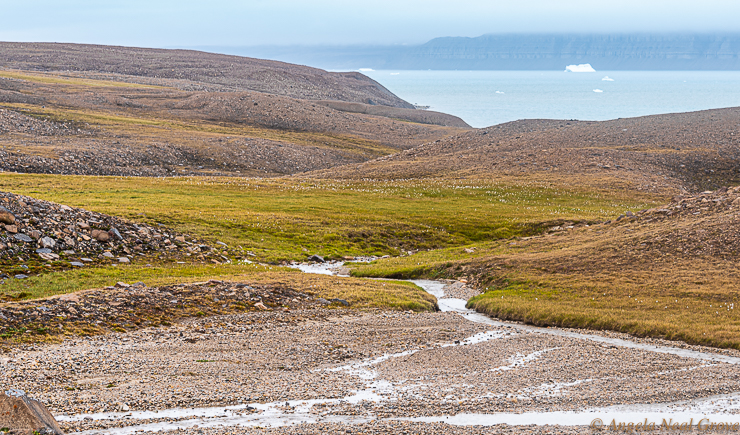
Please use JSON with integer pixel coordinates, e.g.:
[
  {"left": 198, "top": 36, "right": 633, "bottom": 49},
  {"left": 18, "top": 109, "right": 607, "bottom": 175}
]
[{"left": 61, "top": 262, "right": 740, "bottom": 434}]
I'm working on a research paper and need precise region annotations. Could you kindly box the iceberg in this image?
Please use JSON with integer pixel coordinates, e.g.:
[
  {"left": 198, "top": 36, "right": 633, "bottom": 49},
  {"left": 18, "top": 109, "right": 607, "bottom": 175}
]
[
  {"left": 602, "top": 76, "right": 615, "bottom": 81},
  {"left": 390, "top": 72, "right": 400, "bottom": 75},
  {"left": 593, "top": 89, "right": 604, "bottom": 93},
  {"left": 358, "top": 68, "right": 374, "bottom": 72},
  {"left": 495, "top": 91, "right": 505, "bottom": 94},
  {"left": 564, "top": 64, "right": 596, "bottom": 73}
]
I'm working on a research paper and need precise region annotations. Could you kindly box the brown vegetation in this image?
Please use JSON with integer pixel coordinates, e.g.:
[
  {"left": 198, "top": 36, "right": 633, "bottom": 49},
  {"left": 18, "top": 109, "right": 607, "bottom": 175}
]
[{"left": 317, "top": 109, "right": 740, "bottom": 195}]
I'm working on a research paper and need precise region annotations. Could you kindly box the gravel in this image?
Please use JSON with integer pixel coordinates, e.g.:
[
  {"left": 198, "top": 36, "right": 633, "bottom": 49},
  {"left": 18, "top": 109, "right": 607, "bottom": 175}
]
[{"left": 2, "top": 292, "right": 740, "bottom": 434}]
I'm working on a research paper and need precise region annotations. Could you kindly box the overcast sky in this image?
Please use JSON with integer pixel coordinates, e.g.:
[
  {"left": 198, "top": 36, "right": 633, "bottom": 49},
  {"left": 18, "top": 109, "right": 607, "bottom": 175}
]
[{"left": 2, "top": 0, "right": 740, "bottom": 47}]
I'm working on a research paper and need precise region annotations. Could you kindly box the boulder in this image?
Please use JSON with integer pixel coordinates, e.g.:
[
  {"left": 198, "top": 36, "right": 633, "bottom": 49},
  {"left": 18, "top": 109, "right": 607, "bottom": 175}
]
[
  {"left": 0, "top": 389, "right": 64, "bottom": 434},
  {"left": 0, "top": 206, "right": 15, "bottom": 225},
  {"left": 13, "top": 233, "right": 33, "bottom": 243},
  {"left": 40, "top": 237, "right": 56, "bottom": 249},
  {"left": 307, "top": 254, "right": 325, "bottom": 263},
  {"left": 91, "top": 229, "right": 110, "bottom": 242},
  {"left": 108, "top": 227, "right": 122, "bottom": 240}
]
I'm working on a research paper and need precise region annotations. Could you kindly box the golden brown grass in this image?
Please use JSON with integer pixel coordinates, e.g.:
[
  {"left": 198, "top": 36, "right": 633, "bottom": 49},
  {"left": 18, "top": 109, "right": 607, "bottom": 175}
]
[
  {"left": 353, "top": 211, "right": 740, "bottom": 349},
  {"left": 0, "top": 70, "right": 168, "bottom": 89}
]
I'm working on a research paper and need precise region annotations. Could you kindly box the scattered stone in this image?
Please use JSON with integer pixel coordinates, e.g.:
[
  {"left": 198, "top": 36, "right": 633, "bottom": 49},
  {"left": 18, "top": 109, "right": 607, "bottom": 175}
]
[
  {"left": 0, "top": 206, "right": 16, "bottom": 225},
  {"left": 14, "top": 233, "right": 33, "bottom": 243},
  {"left": 38, "top": 253, "right": 60, "bottom": 261},
  {"left": 14, "top": 274, "right": 28, "bottom": 279},
  {"left": 307, "top": 254, "right": 325, "bottom": 263},
  {"left": 330, "top": 298, "right": 350, "bottom": 306},
  {"left": 118, "top": 257, "right": 130, "bottom": 263},
  {"left": 108, "top": 228, "right": 122, "bottom": 240},
  {"left": 70, "top": 262, "right": 84, "bottom": 267},
  {"left": 39, "top": 237, "right": 56, "bottom": 249},
  {"left": 91, "top": 229, "right": 110, "bottom": 242},
  {"left": 35, "top": 248, "right": 52, "bottom": 254},
  {"left": 316, "top": 298, "right": 330, "bottom": 305},
  {"left": 5, "top": 224, "right": 18, "bottom": 234}
]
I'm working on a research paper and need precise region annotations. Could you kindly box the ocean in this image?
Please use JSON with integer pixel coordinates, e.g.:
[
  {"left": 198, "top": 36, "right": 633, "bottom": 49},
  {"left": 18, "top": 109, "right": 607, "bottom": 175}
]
[{"left": 360, "top": 70, "right": 740, "bottom": 128}]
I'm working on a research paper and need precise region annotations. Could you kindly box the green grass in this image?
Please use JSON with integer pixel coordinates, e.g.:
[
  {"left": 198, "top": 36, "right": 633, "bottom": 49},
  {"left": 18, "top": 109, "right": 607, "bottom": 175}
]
[
  {"left": 0, "top": 173, "right": 660, "bottom": 263},
  {"left": 0, "top": 70, "right": 167, "bottom": 89},
  {"left": 0, "top": 262, "right": 275, "bottom": 300},
  {"left": 0, "top": 261, "right": 437, "bottom": 312}
]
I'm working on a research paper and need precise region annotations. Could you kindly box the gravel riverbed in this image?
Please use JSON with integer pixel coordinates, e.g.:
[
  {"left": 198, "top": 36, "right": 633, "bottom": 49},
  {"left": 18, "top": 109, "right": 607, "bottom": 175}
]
[{"left": 2, "top": 281, "right": 740, "bottom": 434}]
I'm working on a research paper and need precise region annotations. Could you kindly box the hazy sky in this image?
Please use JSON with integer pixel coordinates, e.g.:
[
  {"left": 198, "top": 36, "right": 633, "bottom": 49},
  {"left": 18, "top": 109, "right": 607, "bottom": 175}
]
[{"left": 2, "top": 0, "right": 740, "bottom": 47}]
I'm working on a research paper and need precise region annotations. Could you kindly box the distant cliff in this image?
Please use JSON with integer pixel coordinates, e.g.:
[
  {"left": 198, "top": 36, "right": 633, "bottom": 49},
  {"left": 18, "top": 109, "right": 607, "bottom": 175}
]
[{"left": 222, "top": 33, "right": 740, "bottom": 70}]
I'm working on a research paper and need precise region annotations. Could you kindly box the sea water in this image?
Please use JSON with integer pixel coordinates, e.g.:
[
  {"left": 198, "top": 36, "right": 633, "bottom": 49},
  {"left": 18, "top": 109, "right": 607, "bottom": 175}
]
[{"left": 360, "top": 70, "right": 740, "bottom": 128}]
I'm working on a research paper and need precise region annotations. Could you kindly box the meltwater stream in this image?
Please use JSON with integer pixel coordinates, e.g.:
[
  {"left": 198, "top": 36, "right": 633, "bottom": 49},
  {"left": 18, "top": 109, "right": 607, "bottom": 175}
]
[{"left": 61, "top": 263, "right": 740, "bottom": 434}]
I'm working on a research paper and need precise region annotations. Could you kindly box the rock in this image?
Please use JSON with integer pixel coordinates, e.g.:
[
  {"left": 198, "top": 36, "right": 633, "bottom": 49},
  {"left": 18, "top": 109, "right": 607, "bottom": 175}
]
[
  {"left": 108, "top": 227, "right": 122, "bottom": 240},
  {"left": 70, "top": 262, "right": 84, "bottom": 267},
  {"left": 118, "top": 257, "right": 130, "bottom": 263},
  {"left": 102, "top": 252, "right": 114, "bottom": 258},
  {"left": 115, "top": 282, "right": 131, "bottom": 288},
  {"left": 77, "top": 222, "right": 90, "bottom": 230},
  {"left": 0, "top": 206, "right": 16, "bottom": 225},
  {"left": 0, "top": 389, "right": 65, "bottom": 435},
  {"left": 330, "top": 298, "right": 350, "bottom": 306},
  {"left": 38, "top": 253, "right": 60, "bottom": 261},
  {"left": 80, "top": 258, "right": 93, "bottom": 262},
  {"left": 14, "top": 233, "right": 33, "bottom": 243},
  {"left": 35, "top": 248, "right": 52, "bottom": 254},
  {"left": 40, "top": 237, "right": 56, "bottom": 249},
  {"left": 91, "top": 229, "right": 110, "bottom": 242},
  {"left": 58, "top": 293, "right": 79, "bottom": 302},
  {"left": 28, "top": 230, "right": 42, "bottom": 240},
  {"left": 175, "top": 236, "right": 186, "bottom": 243},
  {"left": 464, "top": 247, "right": 476, "bottom": 253},
  {"left": 307, "top": 254, "right": 325, "bottom": 263},
  {"left": 317, "top": 298, "right": 330, "bottom": 305},
  {"left": 5, "top": 224, "right": 18, "bottom": 233},
  {"left": 254, "top": 302, "right": 271, "bottom": 310},
  {"left": 64, "top": 237, "right": 75, "bottom": 247},
  {"left": 14, "top": 274, "right": 28, "bottom": 279}
]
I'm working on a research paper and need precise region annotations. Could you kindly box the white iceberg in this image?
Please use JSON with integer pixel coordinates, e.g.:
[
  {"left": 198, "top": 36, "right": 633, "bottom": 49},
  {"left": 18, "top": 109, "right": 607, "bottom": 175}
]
[
  {"left": 602, "top": 76, "right": 615, "bottom": 81},
  {"left": 564, "top": 64, "right": 596, "bottom": 73},
  {"left": 495, "top": 91, "right": 505, "bottom": 94},
  {"left": 593, "top": 89, "right": 604, "bottom": 93},
  {"left": 358, "top": 68, "right": 374, "bottom": 72},
  {"left": 390, "top": 72, "right": 400, "bottom": 75}
]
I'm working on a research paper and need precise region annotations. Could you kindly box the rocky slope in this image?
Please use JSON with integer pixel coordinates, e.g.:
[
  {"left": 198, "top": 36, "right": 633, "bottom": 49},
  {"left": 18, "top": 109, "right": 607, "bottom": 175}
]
[
  {"left": 315, "top": 108, "right": 740, "bottom": 194},
  {"left": 0, "top": 67, "right": 466, "bottom": 177},
  {"left": 0, "top": 192, "right": 211, "bottom": 280},
  {"left": 0, "top": 42, "right": 413, "bottom": 108}
]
